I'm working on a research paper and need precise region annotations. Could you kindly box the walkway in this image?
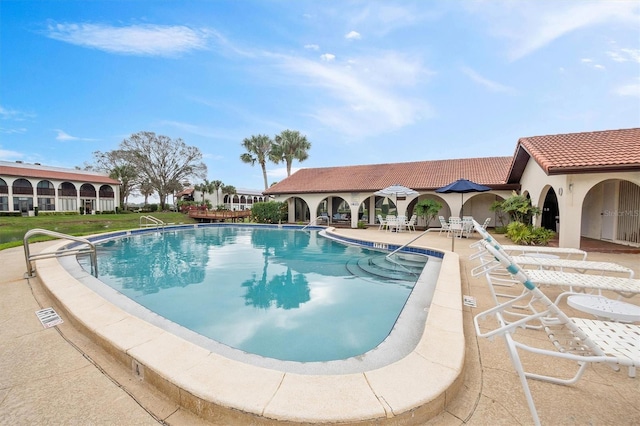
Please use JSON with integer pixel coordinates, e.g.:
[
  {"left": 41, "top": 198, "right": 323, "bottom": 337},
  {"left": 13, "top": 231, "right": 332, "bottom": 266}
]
[{"left": 1, "top": 230, "right": 639, "bottom": 425}]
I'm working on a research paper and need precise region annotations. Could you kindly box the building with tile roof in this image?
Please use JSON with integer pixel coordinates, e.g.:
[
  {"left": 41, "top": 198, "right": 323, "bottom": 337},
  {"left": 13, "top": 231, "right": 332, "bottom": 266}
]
[
  {"left": 265, "top": 128, "right": 640, "bottom": 249},
  {"left": 0, "top": 161, "right": 121, "bottom": 215}
]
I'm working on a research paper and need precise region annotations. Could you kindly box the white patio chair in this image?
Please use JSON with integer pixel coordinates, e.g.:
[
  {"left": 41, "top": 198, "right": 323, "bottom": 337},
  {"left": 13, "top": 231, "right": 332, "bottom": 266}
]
[
  {"left": 393, "top": 215, "right": 407, "bottom": 232},
  {"left": 448, "top": 217, "right": 463, "bottom": 239},
  {"left": 438, "top": 216, "right": 450, "bottom": 236},
  {"left": 405, "top": 214, "right": 417, "bottom": 232},
  {"left": 472, "top": 225, "right": 640, "bottom": 425},
  {"left": 385, "top": 215, "right": 397, "bottom": 232},
  {"left": 377, "top": 214, "right": 388, "bottom": 231},
  {"left": 481, "top": 217, "right": 491, "bottom": 230}
]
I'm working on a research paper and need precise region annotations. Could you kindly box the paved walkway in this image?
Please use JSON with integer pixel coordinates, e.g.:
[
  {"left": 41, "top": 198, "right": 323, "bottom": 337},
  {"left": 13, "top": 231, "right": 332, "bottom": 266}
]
[{"left": 1, "top": 230, "right": 639, "bottom": 425}]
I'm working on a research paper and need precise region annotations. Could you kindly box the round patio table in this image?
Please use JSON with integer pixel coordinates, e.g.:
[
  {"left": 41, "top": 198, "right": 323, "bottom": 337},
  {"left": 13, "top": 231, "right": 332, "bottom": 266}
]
[{"left": 568, "top": 295, "right": 640, "bottom": 323}]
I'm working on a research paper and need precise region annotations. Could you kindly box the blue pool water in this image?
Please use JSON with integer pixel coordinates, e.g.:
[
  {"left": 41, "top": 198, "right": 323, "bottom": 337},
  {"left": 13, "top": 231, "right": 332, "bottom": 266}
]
[{"left": 85, "top": 226, "right": 431, "bottom": 362}]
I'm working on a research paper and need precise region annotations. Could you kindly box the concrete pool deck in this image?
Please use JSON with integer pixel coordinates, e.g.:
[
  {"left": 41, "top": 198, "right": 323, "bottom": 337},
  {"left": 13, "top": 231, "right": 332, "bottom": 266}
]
[{"left": 1, "top": 227, "right": 639, "bottom": 424}]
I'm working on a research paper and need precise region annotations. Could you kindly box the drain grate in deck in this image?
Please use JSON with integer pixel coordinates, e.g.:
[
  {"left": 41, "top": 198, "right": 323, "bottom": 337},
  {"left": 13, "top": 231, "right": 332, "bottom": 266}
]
[{"left": 35, "top": 307, "right": 64, "bottom": 328}]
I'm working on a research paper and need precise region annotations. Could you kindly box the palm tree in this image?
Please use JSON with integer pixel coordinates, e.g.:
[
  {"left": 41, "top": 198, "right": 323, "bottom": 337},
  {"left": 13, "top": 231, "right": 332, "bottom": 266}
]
[
  {"left": 109, "top": 164, "right": 137, "bottom": 208},
  {"left": 211, "top": 180, "right": 223, "bottom": 208},
  {"left": 222, "top": 185, "right": 237, "bottom": 210},
  {"left": 194, "top": 182, "right": 207, "bottom": 205},
  {"left": 240, "top": 134, "right": 274, "bottom": 191},
  {"left": 272, "top": 130, "right": 311, "bottom": 177},
  {"left": 139, "top": 180, "right": 155, "bottom": 206}
]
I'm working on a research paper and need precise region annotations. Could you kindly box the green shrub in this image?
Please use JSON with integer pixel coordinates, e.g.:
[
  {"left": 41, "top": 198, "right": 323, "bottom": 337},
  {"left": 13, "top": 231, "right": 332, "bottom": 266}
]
[
  {"left": 357, "top": 220, "right": 367, "bottom": 229},
  {"left": 506, "top": 221, "right": 555, "bottom": 245},
  {"left": 251, "top": 201, "right": 287, "bottom": 224}
]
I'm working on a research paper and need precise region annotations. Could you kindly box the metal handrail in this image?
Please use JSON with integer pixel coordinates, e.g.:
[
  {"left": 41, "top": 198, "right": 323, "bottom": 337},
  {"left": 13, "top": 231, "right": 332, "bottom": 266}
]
[
  {"left": 139, "top": 215, "right": 165, "bottom": 228},
  {"left": 23, "top": 229, "right": 98, "bottom": 278},
  {"left": 302, "top": 215, "right": 328, "bottom": 230},
  {"left": 385, "top": 228, "right": 439, "bottom": 260}
]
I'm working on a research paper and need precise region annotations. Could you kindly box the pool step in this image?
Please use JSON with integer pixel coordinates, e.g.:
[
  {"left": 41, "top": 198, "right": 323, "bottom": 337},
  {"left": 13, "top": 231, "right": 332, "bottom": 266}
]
[{"left": 345, "top": 254, "right": 427, "bottom": 285}]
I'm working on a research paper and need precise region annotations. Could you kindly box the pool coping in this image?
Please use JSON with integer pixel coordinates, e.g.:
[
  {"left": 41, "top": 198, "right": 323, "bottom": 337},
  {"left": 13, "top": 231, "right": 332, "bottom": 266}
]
[{"left": 34, "top": 225, "right": 465, "bottom": 424}]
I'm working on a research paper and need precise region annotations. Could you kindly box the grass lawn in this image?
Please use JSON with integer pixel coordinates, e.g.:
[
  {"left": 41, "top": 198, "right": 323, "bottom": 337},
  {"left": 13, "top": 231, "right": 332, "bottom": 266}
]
[{"left": 0, "top": 212, "right": 196, "bottom": 250}]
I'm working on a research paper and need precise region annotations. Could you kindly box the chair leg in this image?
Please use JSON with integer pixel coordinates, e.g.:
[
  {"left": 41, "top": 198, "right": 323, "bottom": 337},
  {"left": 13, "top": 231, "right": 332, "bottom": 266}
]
[{"left": 504, "top": 334, "right": 542, "bottom": 426}]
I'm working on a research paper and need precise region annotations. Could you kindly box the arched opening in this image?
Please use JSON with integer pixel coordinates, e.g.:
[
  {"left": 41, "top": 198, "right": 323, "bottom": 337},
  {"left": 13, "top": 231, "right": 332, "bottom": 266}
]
[
  {"left": 12, "top": 178, "right": 33, "bottom": 213},
  {"left": 582, "top": 179, "right": 640, "bottom": 246},
  {"left": 541, "top": 188, "right": 559, "bottom": 232},
  {"left": 289, "top": 197, "right": 310, "bottom": 223},
  {"left": 375, "top": 196, "right": 397, "bottom": 217},
  {"left": 58, "top": 182, "right": 77, "bottom": 212},
  {"left": 315, "top": 196, "right": 350, "bottom": 224},
  {"left": 37, "top": 180, "right": 56, "bottom": 211},
  {"left": 0, "top": 178, "right": 7, "bottom": 211}
]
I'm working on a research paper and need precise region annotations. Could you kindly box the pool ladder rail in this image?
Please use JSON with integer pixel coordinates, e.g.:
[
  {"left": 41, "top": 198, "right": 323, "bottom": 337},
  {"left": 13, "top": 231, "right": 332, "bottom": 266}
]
[
  {"left": 139, "top": 215, "right": 175, "bottom": 229},
  {"left": 301, "top": 215, "right": 329, "bottom": 230},
  {"left": 23, "top": 228, "right": 98, "bottom": 278}
]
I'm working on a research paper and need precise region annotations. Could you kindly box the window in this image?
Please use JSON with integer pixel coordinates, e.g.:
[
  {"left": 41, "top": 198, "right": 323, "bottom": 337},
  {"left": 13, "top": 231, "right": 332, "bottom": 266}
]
[{"left": 37, "top": 197, "right": 55, "bottom": 211}]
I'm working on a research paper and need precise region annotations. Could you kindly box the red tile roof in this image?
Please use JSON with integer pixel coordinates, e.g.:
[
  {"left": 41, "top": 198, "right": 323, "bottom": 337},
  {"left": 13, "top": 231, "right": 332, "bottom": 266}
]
[
  {"left": 265, "top": 156, "right": 516, "bottom": 195},
  {"left": 0, "top": 162, "right": 120, "bottom": 185},
  {"left": 510, "top": 128, "right": 640, "bottom": 178}
]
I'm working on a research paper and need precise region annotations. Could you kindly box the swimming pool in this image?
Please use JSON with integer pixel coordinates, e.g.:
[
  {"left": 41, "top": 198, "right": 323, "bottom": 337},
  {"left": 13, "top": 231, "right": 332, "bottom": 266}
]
[
  {"left": 79, "top": 225, "right": 440, "bottom": 365},
  {"left": 36, "top": 225, "right": 463, "bottom": 423}
]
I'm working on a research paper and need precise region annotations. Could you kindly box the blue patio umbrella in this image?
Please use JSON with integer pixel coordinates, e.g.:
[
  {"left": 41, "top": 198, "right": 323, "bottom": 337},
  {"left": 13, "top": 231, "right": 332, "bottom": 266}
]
[
  {"left": 436, "top": 178, "right": 491, "bottom": 213},
  {"left": 436, "top": 179, "right": 491, "bottom": 250}
]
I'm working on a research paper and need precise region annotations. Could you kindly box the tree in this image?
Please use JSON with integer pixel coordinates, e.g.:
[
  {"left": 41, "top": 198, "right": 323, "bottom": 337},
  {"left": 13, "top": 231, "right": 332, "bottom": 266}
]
[
  {"left": 194, "top": 182, "right": 207, "bottom": 204},
  {"left": 414, "top": 198, "right": 443, "bottom": 229},
  {"left": 240, "top": 134, "right": 273, "bottom": 191},
  {"left": 499, "top": 192, "right": 541, "bottom": 224},
  {"left": 211, "top": 180, "right": 223, "bottom": 207},
  {"left": 222, "top": 184, "right": 236, "bottom": 209},
  {"left": 165, "top": 179, "right": 184, "bottom": 210},
  {"left": 119, "top": 131, "right": 207, "bottom": 210},
  {"left": 271, "top": 130, "right": 311, "bottom": 177},
  {"left": 93, "top": 150, "right": 138, "bottom": 208},
  {"left": 139, "top": 180, "right": 155, "bottom": 206},
  {"left": 108, "top": 164, "right": 138, "bottom": 208}
]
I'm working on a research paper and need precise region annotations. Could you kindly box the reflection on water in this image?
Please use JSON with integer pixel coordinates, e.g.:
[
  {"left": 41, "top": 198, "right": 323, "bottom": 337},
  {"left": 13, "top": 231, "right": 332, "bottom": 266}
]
[
  {"left": 87, "top": 226, "right": 421, "bottom": 362},
  {"left": 97, "top": 231, "right": 209, "bottom": 294}
]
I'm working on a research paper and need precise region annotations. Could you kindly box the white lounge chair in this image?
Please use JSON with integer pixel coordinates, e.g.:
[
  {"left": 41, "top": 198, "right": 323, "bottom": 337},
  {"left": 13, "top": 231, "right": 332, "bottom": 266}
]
[
  {"left": 501, "top": 244, "right": 588, "bottom": 260},
  {"left": 473, "top": 235, "right": 640, "bottom": 425}
]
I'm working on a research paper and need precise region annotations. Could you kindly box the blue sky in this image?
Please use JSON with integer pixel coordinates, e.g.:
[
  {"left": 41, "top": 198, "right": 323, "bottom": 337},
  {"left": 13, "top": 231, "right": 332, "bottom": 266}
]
[{"left": 1, "top": 0, "right": 639, "bottom": 195}]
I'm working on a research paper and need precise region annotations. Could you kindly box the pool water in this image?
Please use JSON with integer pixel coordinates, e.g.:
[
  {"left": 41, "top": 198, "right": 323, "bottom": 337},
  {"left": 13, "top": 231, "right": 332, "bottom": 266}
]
[{"left": 86, "top": 226, "right": 429, "bottom": 362}]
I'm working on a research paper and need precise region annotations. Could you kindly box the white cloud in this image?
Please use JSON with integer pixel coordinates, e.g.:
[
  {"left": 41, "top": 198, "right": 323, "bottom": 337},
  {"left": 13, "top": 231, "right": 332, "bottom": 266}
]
[
  {"left": 345, "top": 31, "right": 361, "bottom": 40},
  {"left": 349, "top": 4, "right": 433, "bottom": 36},
  {"left": 607, "top": 48, "right": 640, "bottom": 63},
  {"left": 54, "top": 129, "right": 97, "bottom": 141},
  {"left": 160, "top": 120, "right": 239, "bottom": 141},
  {"left": 304, "top": 44, "right": 320, "bottom": 51},
  {"left": 46, "top": 23, "right": 209, "bottom": 56},
  {"left": 469, "top": 1, "right": 640, "bottom": 61},
  {"left": 613, "top": 80, "right": 640, "bottom": 97},
  {"left": 320, "top": 53, "right": 336, "bottom": 62},
  {"left": 0, "top": 127, "right": 27, "bottom": 134},
  {"left": 0, "top": 105, "right": 34, "bottom": 121},
  {"left": 460, "top": 66, "right": 516, "bottom": 94},
  {"left": 0, "top": 147, "right": 24, "bottom": 160},
  {"left": 273, "top": 51, "right": 433, "bottom": 137},
  {"left": 268, "top": 166, "right": 300, "bottom": 180}
]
